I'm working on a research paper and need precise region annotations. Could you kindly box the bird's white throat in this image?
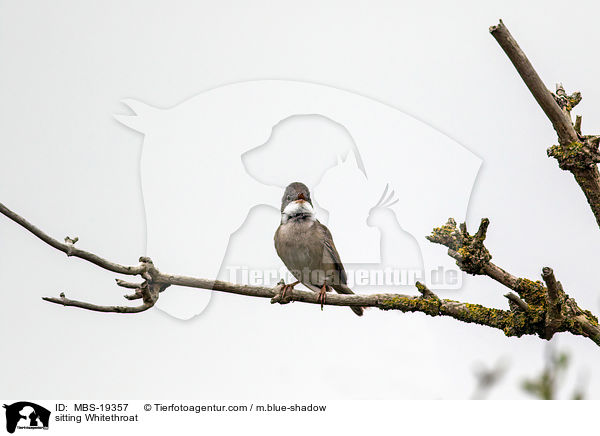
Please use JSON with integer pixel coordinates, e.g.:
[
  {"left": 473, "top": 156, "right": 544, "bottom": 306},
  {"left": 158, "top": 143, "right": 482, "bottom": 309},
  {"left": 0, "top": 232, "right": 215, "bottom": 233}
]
[{"left": 281, "top": 200, "right": 315, "bottom": 223}]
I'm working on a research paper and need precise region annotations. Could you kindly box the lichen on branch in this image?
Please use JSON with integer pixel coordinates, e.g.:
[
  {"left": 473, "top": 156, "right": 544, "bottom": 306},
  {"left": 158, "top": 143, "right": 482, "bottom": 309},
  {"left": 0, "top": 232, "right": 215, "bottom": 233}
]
[
  {"left": 426, "top": 215, "right": 600, "bottom": 344},
  {"left": 427, "top": 218, "right": 491, "bottom": 275}
]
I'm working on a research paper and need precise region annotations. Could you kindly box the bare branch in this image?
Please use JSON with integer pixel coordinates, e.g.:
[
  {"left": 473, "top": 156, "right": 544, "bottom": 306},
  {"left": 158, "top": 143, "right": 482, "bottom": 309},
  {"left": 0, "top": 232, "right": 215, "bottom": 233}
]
[
  {"left": 0, "top": 202, "right": 144, "bottom": 276},
  {"left": 489, "top": 20, "right": 577, "bottom": 144},
  {"left": 3, "top": 198, "right": 591, "bottom": 343},
  {"left": 490, "top": 19, "right": 600, "bottom": 228},
  {"left": 2, "top": 195, "right": 594, "bottom": 346}
]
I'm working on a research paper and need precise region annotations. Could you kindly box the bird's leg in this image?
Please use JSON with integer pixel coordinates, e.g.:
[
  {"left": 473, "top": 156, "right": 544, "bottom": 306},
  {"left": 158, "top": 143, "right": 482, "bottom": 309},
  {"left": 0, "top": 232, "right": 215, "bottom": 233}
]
[
  {"left": 317, "top": 284, "right": 328, "bottom": 311},
  {"left": 280, "top": 280, "right": 300, "bottom": 302}
]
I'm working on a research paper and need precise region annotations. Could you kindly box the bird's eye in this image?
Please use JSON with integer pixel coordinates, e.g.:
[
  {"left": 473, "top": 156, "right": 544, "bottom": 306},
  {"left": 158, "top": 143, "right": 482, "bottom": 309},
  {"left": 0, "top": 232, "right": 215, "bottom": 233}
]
[{"left": 287, "top": 195, "right": 292, "bottom": 201}]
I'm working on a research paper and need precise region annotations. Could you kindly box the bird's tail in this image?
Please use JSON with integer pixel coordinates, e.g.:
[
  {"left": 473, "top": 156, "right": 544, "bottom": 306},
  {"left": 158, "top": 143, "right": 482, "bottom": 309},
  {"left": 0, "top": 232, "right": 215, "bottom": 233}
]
[{"left": 332, "top": 284, "right": 364, "bottom": 317}]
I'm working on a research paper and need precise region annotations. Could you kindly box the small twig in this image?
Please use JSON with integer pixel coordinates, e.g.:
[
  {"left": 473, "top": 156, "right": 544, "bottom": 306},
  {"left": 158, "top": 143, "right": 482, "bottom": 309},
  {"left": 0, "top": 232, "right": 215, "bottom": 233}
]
[
  {"left": 504, "top": 292, "right": 529, "bottom": 312},
  {"left": 64, "top": 236, "right": 79, "bottom": 244},
  {"left": 124, "top": 290, "right": 144, "bottom": 300},
  {"left": 115, "top": 279, "right": 143, "bottom": 289},
  {"left": 542, "top": 267, "right": 565, "bottom": 339},
  {"left": 42, "top": 293, "right": 154, "bottom": 313},
  {"left": 542, "top": 267, "right": 560, "bottom": 307},
  {"left": 574, "top": 115, "right": 582, "bottom": 136},
  {"left": 475, "top": 218, "right": 489, "bottom": 240},
  {"left": 415, "top": 281, "right": 437, "bottom": 299},
  {"left": 553, "top": 83, "right": 582, "bottom": 121}
]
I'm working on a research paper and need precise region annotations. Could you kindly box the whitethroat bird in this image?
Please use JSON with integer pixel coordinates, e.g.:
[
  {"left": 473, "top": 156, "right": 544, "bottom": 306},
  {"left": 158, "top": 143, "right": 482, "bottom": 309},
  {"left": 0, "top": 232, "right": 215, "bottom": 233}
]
[{"left": 274, "top": 182, "right": 364, "bottom": 316}]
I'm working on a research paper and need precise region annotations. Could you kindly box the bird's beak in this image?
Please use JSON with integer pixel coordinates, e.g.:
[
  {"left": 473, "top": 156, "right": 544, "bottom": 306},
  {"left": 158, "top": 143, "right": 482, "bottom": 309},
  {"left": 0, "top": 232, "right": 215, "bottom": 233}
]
[{"left": 297, "top": 193, "right": 306, "bottom": 202}]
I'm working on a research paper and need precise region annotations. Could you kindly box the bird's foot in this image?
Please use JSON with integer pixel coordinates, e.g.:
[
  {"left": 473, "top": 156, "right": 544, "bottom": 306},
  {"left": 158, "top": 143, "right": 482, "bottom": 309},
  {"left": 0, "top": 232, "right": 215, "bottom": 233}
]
[
  {"left": 272, "top": 280, "right": 299, "bottom": 304},
  {"left": 317, "top": 285, "right": 328, "bottom": 311},
  {"left": 280, "top": 280, "right": 299, "bottom": 303}
]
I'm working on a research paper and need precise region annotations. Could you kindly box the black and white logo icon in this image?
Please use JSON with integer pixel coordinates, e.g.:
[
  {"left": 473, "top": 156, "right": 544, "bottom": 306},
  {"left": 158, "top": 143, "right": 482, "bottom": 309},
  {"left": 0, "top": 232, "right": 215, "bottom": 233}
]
[{"left": 3, "top": 402, "right": 50, "bottom": 433}]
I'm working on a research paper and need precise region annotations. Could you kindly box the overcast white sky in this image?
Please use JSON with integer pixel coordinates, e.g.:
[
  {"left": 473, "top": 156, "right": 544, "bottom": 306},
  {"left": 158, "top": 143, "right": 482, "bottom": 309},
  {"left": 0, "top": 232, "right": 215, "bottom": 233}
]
[{"left": 1, "top": 0, "right": 599, "bottom": 400}]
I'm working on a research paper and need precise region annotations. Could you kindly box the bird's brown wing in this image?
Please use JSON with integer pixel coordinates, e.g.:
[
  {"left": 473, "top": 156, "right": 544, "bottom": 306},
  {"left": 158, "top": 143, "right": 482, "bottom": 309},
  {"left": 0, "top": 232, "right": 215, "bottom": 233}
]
[
  {"left": 316, "top": 220, "right": 348, "bottom": 285},
  {"left": 317, "top": 221, "right": 363, "bottom": 316}
]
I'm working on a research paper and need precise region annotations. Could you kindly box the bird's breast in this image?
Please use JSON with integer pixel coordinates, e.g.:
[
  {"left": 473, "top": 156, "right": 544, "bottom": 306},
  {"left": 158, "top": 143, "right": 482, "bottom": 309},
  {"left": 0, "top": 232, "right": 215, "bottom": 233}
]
[{"left": 275, "top": 220, "right": 321, "bottom": 272}]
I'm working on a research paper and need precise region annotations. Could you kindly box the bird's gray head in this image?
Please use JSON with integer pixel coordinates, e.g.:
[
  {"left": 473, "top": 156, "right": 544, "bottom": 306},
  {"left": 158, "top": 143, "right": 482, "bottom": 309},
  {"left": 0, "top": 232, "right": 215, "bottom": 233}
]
[{"left": 280, "top": 182, "right": 315, "bottom": 223}]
